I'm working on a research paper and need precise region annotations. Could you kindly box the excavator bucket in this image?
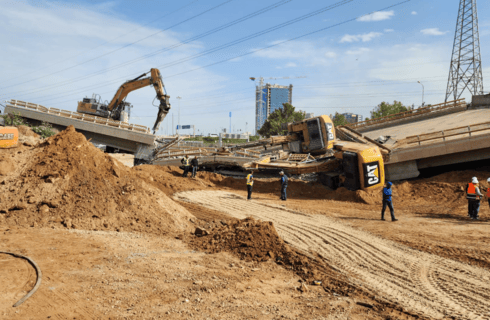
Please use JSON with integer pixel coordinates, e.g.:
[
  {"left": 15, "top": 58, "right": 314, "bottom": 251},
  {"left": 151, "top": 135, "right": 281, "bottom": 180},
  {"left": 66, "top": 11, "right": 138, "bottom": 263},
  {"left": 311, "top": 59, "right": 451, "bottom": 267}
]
[{"left": 152, "top": 100, "right": 171, "bottom": 134}]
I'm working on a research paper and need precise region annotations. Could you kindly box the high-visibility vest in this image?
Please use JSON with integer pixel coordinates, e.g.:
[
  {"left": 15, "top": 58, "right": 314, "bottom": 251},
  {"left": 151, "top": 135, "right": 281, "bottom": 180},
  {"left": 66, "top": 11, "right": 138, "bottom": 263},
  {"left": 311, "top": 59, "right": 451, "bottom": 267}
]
[
  {"left": 246, "top": 174, "right": 253, "bottom": 186},
  {"left": 183, "top": 157, "right": 190, "bottom": 166},
  {"left": 487, "top": 187, "right": 490, "bottom": 197},
  {"left": 467, "top": 183, "right": 479, "bottom": 200}
]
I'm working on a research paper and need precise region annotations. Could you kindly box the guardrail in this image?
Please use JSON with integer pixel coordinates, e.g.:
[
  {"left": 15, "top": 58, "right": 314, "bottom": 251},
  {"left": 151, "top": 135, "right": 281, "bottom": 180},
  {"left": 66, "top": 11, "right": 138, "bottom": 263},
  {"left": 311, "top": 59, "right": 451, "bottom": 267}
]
[
  {"left": 405, "top": 120, "right": 490, "bottom": 145},
  {"left": 6, "top": 99, "right": 152, "bottom": 134},
  {"left": 348, "top": 99, "right": 466, "bottom": 130}
]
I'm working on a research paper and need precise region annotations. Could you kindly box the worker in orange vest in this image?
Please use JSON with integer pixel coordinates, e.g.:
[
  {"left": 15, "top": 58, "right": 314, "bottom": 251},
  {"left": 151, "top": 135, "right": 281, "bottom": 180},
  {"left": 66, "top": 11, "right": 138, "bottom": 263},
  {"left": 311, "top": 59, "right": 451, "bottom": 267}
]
[{"left": 466, "top": 177, "right": 483, "bottom": 220}]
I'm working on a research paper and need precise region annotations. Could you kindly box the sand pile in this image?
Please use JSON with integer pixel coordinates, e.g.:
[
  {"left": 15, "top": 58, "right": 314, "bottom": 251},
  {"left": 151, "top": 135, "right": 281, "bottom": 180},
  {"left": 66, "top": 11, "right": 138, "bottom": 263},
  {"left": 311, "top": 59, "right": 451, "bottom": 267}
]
[{"left": 0, "top": 126, "right": 193, "bottom": 235}]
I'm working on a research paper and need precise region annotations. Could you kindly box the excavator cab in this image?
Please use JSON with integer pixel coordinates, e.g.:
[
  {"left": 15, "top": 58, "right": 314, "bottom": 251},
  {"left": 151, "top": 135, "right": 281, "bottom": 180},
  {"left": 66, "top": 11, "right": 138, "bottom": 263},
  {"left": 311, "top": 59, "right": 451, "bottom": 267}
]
[{"left": 286, "top": 115, "right": 336, "bottom": 155}]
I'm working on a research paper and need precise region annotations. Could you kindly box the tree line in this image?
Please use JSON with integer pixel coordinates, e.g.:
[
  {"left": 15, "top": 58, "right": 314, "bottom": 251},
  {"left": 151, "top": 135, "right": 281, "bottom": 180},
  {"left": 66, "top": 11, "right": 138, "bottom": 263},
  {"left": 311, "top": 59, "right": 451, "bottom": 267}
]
[{"left": 258, "top": 101, "right": 411, "bottom": 137}]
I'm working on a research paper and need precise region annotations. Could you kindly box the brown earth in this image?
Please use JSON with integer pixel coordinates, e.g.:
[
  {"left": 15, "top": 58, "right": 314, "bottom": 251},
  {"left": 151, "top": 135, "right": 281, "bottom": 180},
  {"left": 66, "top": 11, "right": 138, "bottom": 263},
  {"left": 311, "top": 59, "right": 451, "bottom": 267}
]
[
  {"left": 2, "top": 126, "right": 490, "bottom": 319},
  {"left": 0, "top": 126, "right": 193, "bottom": 236}
]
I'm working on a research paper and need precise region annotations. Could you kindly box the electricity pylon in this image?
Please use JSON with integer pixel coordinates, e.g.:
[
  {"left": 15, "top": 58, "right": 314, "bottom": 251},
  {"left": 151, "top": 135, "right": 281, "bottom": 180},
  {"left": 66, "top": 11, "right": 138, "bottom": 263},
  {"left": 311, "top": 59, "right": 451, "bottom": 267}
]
[{"left": 445, "top": 0, "right": 484, "bottom": 102}]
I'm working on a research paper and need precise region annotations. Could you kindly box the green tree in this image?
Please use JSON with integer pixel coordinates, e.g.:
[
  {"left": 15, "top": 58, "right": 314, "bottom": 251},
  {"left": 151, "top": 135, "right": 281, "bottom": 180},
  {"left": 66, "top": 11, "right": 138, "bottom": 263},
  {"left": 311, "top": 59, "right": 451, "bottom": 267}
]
[
  {"left": 370, "top": 100, "right": 408, "bottom": 119},
  {"left": 258, "top": 103, "right": 305, "bottom": 137},
  {"left": 331, "top": 112, "right": 348, "bottom": 126}
]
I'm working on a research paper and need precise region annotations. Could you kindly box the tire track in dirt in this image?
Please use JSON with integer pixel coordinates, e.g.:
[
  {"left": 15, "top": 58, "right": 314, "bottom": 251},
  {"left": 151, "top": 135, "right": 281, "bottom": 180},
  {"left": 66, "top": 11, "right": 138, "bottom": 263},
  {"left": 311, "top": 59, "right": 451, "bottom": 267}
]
[{"left": 175, "top": 190, "right": 490, "bottom": 320}]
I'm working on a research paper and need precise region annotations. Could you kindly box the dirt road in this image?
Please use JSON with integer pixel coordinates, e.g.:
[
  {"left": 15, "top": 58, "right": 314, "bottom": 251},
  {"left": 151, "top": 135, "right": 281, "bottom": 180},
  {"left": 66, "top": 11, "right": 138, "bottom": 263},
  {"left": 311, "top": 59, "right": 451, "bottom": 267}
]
[{"left": 175, "top": 190, "right": 490, "bottom": 320}]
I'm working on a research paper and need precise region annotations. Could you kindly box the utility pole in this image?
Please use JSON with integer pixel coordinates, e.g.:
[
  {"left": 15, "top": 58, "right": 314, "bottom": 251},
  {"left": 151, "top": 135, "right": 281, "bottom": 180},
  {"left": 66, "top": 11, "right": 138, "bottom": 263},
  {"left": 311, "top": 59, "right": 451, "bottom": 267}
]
[
  {"left": 417, "top": 81, "right": 425, "bottom": 107},
  {"left": 445, "top": 0, "right": 484, "bottom": 101}
]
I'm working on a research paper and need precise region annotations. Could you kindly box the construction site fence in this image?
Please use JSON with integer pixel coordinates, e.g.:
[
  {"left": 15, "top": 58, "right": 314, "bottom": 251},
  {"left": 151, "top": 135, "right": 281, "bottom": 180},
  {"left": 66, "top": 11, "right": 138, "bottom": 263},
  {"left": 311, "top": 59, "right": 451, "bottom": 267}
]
[
  {"left": 6, "top": 99, "right": 152, "bottom": 134},
  {"left": 405, "top": 120, "right": 490, "bottom": 145},
  {"left": 347, "top": 99, "right": 466, "bottom": 130}
]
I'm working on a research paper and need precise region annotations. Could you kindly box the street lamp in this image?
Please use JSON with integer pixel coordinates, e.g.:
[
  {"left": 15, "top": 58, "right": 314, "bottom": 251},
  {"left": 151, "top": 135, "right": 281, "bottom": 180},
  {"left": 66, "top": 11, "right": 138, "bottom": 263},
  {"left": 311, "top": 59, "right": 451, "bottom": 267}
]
[
  {"left": 176, "top": 96, "right": 182, "bottom": 135},
  {"left": 417, "top": 81, "right": 424, "bottom": 108}
]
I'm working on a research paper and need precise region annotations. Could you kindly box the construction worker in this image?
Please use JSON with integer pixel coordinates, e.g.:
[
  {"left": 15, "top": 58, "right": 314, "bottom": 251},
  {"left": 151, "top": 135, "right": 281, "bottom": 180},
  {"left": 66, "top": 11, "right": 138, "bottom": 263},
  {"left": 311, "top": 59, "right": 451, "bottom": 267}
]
[
  {"left": 466, "top": 177, "right": 483, "bottom": 220},
  {"left": 181, "top": 155, "right": 190, "bottom": 177},
  {"left": 381, "top": 181, "right": 398, "bottom": 221},
  {"left": 279, "top": 171, "right": 288, "bottom": 201},
  {"left": 246, "top": 172, "right": 254, "bottom": 200},
  {"left": 191, "top": 156, "right": 199, "bottom": 178}
]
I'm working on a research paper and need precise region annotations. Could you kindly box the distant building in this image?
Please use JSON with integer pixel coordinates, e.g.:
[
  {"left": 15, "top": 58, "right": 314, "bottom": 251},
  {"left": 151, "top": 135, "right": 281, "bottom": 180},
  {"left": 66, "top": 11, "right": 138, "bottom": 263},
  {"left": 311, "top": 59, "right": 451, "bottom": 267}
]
[
  {"left": 342, "top": 113, "right": 363, "bottom": 123},
  {"left": 297, "top": 110, "right": 314, "bottom": 119},
  {"left": 256, "top": 83, "right": 293, "bottom": 132},
  {"left": 220, "top": 132, "right": 250, "bottom": 139}
]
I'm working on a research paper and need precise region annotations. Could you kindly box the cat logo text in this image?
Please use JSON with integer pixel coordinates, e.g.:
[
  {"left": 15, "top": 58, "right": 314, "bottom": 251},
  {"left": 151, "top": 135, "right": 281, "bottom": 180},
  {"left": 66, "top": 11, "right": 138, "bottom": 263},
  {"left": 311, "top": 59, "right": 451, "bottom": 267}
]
[{"left": 363, "top": 161, "right": 380, "bottom": 188}]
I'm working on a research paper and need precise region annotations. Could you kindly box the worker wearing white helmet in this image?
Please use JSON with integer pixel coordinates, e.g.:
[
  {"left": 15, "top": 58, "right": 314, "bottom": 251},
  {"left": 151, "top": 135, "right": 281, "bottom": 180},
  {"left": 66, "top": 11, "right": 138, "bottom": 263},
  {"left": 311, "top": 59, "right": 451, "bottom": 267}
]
[{"left": 466, "top": 177, "right": 483, "bottom": 220}]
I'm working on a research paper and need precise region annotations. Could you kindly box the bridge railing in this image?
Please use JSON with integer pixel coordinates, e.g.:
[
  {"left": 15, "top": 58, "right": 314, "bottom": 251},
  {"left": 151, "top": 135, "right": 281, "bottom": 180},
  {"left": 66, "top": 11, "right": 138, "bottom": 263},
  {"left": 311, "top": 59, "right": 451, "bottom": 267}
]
[
  {"left": 6, "top": 99, "right": 152, "bottom": 134},
  {"left": 404, "top": 120, "right": 490, "bottom": 145},
  {"left": 348, "top": 99, "right": 466, "bottom": 130}
]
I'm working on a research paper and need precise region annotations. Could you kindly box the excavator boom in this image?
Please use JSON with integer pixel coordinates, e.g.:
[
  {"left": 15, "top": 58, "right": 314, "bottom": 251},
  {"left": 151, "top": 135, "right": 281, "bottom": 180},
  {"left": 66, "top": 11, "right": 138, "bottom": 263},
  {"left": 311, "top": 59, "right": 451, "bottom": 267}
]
[{"left": 77, "top": 68, "right": 171, "bottom": 134}]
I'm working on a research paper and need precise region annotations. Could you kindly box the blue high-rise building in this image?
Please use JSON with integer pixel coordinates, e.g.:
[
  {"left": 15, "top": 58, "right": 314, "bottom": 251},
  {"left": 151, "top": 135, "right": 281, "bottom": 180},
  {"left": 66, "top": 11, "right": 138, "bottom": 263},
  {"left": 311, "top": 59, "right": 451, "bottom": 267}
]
[
  {"left": 255, "top": 83, "right": 293, "bottom": 133},
  {"left": 341, "top": 113, "right": 363, "bottom": 123}
]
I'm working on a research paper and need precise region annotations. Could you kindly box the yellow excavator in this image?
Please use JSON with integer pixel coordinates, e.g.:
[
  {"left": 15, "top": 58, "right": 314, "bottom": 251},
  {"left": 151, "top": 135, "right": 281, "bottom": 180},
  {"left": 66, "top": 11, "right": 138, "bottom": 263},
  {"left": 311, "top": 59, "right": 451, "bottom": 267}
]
[
  {"left": 77, "top": 68, "right": 171, "bottom": 134},
  {"left": 0, "top": 127, "right": 19, "bottom": 149},
  {"left": 223, "top": 115, "right": 385, "bottom": 191}
]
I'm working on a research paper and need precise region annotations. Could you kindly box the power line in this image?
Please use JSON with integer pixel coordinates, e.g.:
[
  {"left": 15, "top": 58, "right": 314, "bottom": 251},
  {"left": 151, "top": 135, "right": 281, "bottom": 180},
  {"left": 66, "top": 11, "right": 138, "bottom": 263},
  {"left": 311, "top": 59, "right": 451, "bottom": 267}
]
[
  {"left": 0, "top": 0, "right": 201, "bottom": 86},
  {"left": 7, "top": 0, "right": 414, "bottom": 109},
  {"left": 154, "top": 0, "right": 413, "bottom": 81},
  {"left": 31, "top": 72, "right": 447, "bottom": 110},
  {"left": 15, "top": 0, "right": 294, "bottom": 93},
  {"left": 5, "top": 0, "right": 352, "bottom": 100},
  {"left": 34, "top": 74, "right": 446, "bottom": 108},
  {"left": 0, "top": 0, "right": 234, "bottom": 91}
]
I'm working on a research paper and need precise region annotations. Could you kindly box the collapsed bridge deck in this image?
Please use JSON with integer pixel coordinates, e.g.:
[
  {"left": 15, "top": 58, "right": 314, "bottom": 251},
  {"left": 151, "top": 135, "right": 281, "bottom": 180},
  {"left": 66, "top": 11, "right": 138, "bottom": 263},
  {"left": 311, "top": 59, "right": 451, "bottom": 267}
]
[{"left": 4, "top": 99, "right": 156, "bottom": 154}]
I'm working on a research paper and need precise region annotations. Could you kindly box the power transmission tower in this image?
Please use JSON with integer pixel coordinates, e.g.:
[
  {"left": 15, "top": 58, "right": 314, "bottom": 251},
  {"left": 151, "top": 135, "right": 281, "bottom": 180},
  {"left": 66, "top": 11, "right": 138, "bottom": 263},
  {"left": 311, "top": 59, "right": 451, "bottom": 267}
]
[{"left": 445, "top": 0, "right": 484, "bottom": 102}]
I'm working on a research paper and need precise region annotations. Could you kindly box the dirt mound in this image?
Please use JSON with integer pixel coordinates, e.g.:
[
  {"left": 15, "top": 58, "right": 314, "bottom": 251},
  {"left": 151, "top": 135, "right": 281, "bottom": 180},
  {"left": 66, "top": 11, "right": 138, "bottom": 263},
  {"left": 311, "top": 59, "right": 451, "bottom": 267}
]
[
  {"left": 17, "top": 125, "right": 39, "bottom": 138},
  {"left": 136, "top": 165, "right": 368, "bottom": 204},
  {"left": 0, "top": 126, "right": 193, "bottom": 235},
  {"left": 189, "top": 217, "right": 313, "bottom": 273},
  {"left": 0, "top": 155, "right": 15, "bottom": 176},
  {"left": 134, "top": 164, "right": 479, "bottom": 209},
  {"left": 187, "top": 214, "right": 365, "bottom": 298},
  {"left": 16, "top": 125, "right": 41, "bottom": 147},
  {"left": 133, "top": 165, "right": 217, "bottom": 195},
  {"left": 424, "top": 170, "right": 490, "bottom": 184}
]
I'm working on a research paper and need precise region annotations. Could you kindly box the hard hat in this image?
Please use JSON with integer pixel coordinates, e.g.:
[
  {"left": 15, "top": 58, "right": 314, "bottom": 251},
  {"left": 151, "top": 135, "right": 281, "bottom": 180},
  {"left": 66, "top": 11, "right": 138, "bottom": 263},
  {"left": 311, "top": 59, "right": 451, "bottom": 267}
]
[
  {"left": 472, "top": 177, "right": 479, "bottom": 184},
  {"left": 279, "top": 171, "right": 284, "bottom": 175},
  {"left": 487, "top": 177, "right": 490, "bottom": 183}
]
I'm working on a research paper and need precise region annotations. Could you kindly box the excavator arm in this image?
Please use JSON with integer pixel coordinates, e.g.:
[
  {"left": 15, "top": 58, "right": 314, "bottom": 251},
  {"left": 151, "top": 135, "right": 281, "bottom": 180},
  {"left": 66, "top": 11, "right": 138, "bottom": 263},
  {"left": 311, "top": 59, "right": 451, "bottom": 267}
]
[{"left": 107, "top": 68, "right": 171, "bottom": 133}]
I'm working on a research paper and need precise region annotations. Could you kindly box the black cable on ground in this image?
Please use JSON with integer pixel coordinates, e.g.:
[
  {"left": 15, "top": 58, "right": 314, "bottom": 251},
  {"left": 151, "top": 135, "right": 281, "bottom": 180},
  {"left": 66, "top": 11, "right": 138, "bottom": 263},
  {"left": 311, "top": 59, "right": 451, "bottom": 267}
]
[{"left": 0, "top": 251, "right": 42, "bottom": 307}]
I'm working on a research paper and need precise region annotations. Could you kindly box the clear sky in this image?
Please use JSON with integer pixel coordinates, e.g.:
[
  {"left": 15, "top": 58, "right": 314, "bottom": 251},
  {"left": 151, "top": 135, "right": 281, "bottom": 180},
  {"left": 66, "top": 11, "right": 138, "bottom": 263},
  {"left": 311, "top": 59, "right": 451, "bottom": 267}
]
[{"left": 1, "top": 0, "right": 489, "bottom": 136}]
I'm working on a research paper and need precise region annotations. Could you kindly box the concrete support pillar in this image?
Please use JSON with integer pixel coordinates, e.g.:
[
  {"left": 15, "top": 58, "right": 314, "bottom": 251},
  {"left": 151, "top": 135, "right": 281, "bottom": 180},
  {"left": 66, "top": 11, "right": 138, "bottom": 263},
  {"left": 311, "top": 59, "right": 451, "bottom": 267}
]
[{"left": 385, "top": 160, "right": 420, "bottom": 181}]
